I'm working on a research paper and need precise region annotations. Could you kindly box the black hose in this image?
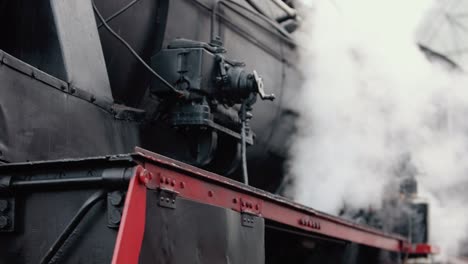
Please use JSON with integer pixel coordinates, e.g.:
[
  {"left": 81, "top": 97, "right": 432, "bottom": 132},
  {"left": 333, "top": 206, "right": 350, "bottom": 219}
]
[
  {"left": 40, "top": 190, "right": 106, "bottom": 264},
  {"left": 92, "top": 1, "right": 186, "bottom": 97},
  {"left": 97, "top": 0, "right": 142, "bottom": 29},
  {"left": 211, "top": 0, "right": 220, "bottom": 40}
]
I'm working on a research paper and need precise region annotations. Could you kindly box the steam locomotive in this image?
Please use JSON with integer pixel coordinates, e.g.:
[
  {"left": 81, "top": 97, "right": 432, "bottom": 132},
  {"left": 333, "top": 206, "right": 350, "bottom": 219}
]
[
  {"left": 0, "top": 0, "right": 437, "bottom": 263},
  {"left": 0, "top": 0, "right": 300, "bottom": 191}
]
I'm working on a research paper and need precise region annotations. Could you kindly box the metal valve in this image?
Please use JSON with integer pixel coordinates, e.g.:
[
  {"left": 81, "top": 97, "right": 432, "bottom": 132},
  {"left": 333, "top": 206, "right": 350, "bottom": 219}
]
[{"left": 253, "top": 70, "right": 275, "bottom": 101}]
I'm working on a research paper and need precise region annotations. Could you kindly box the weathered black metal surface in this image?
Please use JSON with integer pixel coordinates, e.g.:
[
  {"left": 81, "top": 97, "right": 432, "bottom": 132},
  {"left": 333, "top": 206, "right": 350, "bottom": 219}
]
[
  {"left": 4, "top": 190, "right": 115, "bottom": 264},
  {"left": 139, "top": 193, "right": 265, "bottom": 264},
  {"left": 264, "top": 222, "right": 396, "bottom": 264},
  {"left": 0, "top": 0, "right": 67, "bottom": 80},
  {"left": 0, "top": 154, "right": 267, "bottom": 264},
  {"left": 0, "top": 0, "right": 112, "bottom": 100},
  {"left": 0, "top": 50, "right": 140, "bottom": 163},
  {"left": 50, "top": 0, "right": 113, "bottom": 100},
  {"left": 0, "top": 157, "right": 136, "bottom": 264},
  {"left": 94, "top": 0, "right": 168, "bottom": 107}
]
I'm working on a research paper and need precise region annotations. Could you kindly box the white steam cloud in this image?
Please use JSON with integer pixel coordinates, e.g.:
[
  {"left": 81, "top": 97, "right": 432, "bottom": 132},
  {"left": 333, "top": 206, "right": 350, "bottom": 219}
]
[{"left": 288, "top": 0, "right": 468, "bottom": 257}]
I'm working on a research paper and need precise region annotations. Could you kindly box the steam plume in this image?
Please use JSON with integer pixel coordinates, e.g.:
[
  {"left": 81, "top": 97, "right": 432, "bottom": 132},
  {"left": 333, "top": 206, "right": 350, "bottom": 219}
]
[{"left": 289, "top": 0, "right": 468, "bottom": 257}]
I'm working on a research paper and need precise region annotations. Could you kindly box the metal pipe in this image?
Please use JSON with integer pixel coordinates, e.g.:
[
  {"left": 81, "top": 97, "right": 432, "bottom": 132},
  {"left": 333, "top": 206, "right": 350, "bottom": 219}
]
[
  {"left": 11, "top": 177, "right": 103, "bottom": 190},
  {"left": 211, "top": 0, "right": 221, "bottom": 40},
  {"left": 240, "top": 103, "right": 249, "bottom": 185},
  {"left": 271, "top": 0, "right": 297, "bottom": 18},
  {"left": 40, "top": 190, "right": 106, "bottom": 264}
]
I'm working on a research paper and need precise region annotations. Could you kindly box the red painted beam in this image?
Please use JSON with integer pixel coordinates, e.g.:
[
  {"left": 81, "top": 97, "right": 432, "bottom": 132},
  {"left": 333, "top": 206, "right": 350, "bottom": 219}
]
[
  {"left": 133, "top": 147, "right": 420, "bottom": 253},
  {"left": 112, "top": 166, "right": 147, "bottom": 264}
]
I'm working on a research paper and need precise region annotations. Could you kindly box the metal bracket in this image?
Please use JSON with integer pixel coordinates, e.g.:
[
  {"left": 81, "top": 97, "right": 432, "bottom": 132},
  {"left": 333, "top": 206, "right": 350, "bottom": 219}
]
[
  {"left": 253, "top": 70, "right": 275, "bottom": 101},
  {"left": 241, "top": 213, "right": 256, "bottom": 228},
  {"left": 0, "top": 197, "right": 15, "bottom": 232},
  {"left": 157, "top": 189, "right": 178, "bottom": 209},
  {"left": 240, "top": 197, "right": 261, "bottom": 215},
  {"left": 107, "top": 191, "right": 125, "bottom": 229}
]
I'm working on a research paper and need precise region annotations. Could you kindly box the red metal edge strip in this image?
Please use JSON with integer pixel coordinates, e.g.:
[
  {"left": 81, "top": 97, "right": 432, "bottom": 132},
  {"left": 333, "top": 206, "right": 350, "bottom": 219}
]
[
  {"left": 403, "top": 243, "right": 440, "bottom": 255},
  {"left": 133, "top": 147, "right": 404, "bottom": 240},
  {"left": 112, "top": 166, "right": 147, "bottom": 264},
  {"left": 134, "top": 147, "right": 439, "bottom": 255},
  {"left": 133, "top": 148, "right": 407, "bottom": 253}
]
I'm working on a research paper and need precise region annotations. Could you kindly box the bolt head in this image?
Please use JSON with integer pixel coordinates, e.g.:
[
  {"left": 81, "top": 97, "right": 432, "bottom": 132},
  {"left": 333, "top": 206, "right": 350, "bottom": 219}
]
[
  {"left": 109, "top": 209, "right": 121, "bottom": 225},
  {"left": 139, "top": 169, "right": 154, "bottom": 184},
  {"left": 139, "top": 169, "right": 149, "bottom": 183},
  {"left": 109, "top": 192, "right": 123, "bottom": 206},
  {"left": 0, "top": 216, "right": 9, "bottom": 229},
  {"left": 0, "top": 200, "right": 8, "bottom": 212}
]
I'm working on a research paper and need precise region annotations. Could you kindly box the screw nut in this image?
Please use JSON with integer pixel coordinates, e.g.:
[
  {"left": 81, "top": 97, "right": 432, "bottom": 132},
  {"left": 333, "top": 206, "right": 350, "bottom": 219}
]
[
  {"left": 109, "top": 209, "right": 121, "bottom": 225},
  {"left": 0, "top": 216, "right": 9, "bottom": 229},
  {"left": 0, "top": 200, "right": 8, "bottom": 212},
  {"left": 109, "top": 192, "right": 123, "bottom": 206}
]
